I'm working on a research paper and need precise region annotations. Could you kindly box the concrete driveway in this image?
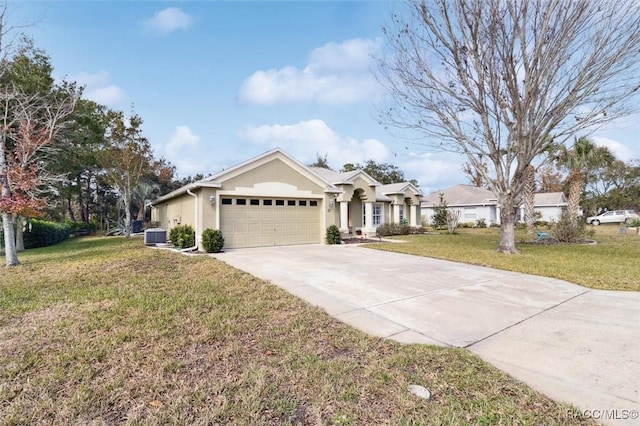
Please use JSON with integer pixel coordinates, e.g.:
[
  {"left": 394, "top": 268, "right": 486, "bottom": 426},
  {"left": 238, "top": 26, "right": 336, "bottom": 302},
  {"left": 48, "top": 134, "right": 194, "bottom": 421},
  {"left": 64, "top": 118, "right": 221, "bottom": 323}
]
[{"left": 211, "top": 244, "right": 640, "bottom": 424}]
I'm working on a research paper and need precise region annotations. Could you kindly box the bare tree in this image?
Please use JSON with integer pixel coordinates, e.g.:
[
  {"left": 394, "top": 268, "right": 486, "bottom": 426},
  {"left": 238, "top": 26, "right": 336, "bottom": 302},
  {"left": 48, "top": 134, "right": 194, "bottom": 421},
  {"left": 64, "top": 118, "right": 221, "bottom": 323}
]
[
  {"left": 462, "top": 160, "right": 488, "bottom": 188},
  {"left": 1, "top": 85, "right": 78, "bottom": 266},
  {"left": 377, "top": 0, "right": 640, "bottom": 253},
  {"left": 537, "top": 165, "right": 564, "bottom": 193}
]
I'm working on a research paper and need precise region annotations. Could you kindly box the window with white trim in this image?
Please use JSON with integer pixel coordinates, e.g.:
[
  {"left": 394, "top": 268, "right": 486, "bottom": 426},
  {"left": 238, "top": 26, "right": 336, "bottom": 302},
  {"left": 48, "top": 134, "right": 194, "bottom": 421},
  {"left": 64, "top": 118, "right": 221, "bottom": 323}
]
[
  {"left": 372, "top": 203, "right": 382, "bottom": 226},
  {"left": 398, "top": 205, "right": 405, "bottom": 222},
  {"left": 363, "top": 203, "right": 384, "bottom": 227},
  {"left": 362, "top": 204, "right": 366, "bottom": 226},
  {"left": 464, "top": 207, "right": 476, "bottom": 220}
]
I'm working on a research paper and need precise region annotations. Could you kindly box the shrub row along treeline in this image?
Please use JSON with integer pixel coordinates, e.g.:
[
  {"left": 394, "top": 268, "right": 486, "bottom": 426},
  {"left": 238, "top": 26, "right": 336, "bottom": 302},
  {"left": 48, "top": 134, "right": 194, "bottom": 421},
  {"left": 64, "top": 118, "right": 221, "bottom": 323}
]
[{"left": 1, "top": 220, "right": 72, "bottom": 251}]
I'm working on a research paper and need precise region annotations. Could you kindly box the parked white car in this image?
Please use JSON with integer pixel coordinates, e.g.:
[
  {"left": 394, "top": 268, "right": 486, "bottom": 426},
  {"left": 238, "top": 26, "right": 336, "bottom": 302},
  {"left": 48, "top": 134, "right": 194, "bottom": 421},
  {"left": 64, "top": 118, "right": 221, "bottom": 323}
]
[{"left": 586, "top": 210, "right": 640, "bottom": 225}]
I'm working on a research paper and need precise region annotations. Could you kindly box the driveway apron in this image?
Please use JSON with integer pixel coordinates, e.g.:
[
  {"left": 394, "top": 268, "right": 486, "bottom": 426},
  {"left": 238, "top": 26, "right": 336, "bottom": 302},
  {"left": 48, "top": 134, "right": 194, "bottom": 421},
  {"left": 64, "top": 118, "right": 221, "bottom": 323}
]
[{"left": 211, "top": 244, "right": 640, "bottom": 425}]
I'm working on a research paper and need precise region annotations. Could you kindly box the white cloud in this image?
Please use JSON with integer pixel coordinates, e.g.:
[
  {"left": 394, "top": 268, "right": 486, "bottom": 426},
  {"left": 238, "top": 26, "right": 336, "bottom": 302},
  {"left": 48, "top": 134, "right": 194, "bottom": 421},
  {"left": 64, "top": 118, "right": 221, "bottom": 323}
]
[
  {"left": 592, "top": 136, "right": 635, "bottom": 161},
  {"left": 307, "top": 38, "right": 381, "bottom": 73},
  {"left": 145, "top": 8, "right": 194, "bottom": 35},
  {"left": 161, "top": 125, "right": 206, "bottom": 177},
  {"left": 72, "top": 71, "right": 126, "bottom": 107},
  {"left": 238, "top": 119, "right": 390, "bottom": 166},
  {"left": 398, "top": 152, "right": 466, "bottom": 194},
  {"left": 239, "top": 38, "right": 382, "bottom": 105},
  {"left": 168, "top": 125, "right": 200, "bottom": 150},
  {"left": 238, "top": 119, "right": 467, "bottom": 190}
]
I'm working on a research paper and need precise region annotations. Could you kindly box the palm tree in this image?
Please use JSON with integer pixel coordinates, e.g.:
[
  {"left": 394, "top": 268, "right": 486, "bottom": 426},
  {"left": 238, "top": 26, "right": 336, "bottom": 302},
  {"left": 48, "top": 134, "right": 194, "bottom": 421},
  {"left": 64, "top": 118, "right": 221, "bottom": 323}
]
[
  {"left": 133, "top": 181, "right": 159, "bottom": 221},
  {"left": 555, "top": 137, "right": 615, "bottom": 223}
]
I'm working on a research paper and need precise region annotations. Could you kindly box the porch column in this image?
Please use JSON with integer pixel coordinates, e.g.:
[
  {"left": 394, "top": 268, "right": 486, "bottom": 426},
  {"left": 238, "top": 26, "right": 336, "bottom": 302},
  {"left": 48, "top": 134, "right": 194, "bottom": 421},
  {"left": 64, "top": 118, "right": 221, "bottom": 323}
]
[
  {"left": 393, "top": 203, "right": 401, "bottom": 224},
  {"left": 410, "top": 204, "right": 419, "bottom": 227},
  {"left": 364, "top": 202, "right": 373, "bottom": 231},
  {"left": 339, "top": 201, "right": 349, "bottom": 232}
]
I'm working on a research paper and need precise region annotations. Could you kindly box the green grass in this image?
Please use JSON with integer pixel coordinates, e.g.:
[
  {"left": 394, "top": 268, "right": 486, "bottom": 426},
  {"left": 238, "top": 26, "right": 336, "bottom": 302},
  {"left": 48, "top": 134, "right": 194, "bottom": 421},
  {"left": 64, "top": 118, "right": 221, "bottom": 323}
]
[
  {"left": 369, "top": 225, "right": 639, "bottom": 291},
  {"left": 0, "top": 237, "right": 594, "bottom": 425}
]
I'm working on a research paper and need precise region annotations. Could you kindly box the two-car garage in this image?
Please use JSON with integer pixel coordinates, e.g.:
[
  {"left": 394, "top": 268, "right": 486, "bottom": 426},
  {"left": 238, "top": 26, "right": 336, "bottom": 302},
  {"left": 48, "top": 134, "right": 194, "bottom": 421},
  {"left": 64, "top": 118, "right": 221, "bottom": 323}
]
[
  {"left": 151, "top": 149, "right": 336, "bottom": 251},
  {"left": 219, "top": 197, "right": 322, "bottom": 248}
]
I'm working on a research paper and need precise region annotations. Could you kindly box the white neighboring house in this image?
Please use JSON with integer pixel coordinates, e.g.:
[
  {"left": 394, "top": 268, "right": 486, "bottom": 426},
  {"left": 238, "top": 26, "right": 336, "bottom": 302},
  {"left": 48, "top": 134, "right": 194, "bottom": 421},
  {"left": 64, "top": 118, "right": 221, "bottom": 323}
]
[
  {"left": 420, "top": 184, "right": 567, "bottom": 226},
  {"left": 523, "top": 192, "right": 569, "bottom": 223}
]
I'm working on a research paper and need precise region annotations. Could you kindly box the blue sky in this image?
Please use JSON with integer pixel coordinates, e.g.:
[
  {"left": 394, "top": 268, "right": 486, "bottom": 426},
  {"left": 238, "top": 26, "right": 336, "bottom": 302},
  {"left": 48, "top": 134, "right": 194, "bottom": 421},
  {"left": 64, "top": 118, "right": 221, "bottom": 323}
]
[{"left": 8, "top": 1, "right": 640, "bottom": 194}]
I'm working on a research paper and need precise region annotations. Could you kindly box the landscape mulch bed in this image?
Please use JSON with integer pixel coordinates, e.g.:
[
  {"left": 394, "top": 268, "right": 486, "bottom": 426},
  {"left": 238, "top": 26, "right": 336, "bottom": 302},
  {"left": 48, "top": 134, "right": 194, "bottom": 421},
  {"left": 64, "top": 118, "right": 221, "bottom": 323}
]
[{"left": 341, "top": 237, "right": 383, "bottom": 244}]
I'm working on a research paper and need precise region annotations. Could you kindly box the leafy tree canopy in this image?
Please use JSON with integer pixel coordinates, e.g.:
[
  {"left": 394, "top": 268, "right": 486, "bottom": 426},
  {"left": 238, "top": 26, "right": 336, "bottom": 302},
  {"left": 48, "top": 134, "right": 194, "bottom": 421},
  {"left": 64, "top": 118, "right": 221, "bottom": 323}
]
[
  {"left": 341, "top": 160, "right": 418, "bottom": 186},
  {"left": 308, "top": 153, "right": 331, "bottom": 170}
]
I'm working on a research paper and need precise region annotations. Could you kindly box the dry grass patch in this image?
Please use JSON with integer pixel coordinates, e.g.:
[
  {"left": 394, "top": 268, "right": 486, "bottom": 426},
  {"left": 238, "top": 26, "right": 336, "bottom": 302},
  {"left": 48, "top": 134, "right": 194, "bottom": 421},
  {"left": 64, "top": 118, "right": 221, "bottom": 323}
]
[
  {"left": 369, "top": 226, "right": 639, "bottom": 291},
  {"left": 1, "top": 237, "right": 594, "bottom": 425}
]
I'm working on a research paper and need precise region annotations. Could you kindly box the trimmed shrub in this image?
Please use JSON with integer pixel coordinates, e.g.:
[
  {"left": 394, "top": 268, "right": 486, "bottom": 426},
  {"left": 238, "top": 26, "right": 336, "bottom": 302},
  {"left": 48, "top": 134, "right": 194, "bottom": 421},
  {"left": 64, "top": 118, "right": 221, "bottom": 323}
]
[
  {"left": 445, "top": 209, "right": 462, "bottom": 234},
  {"left": 376, "top": 223, "right": 410, "bottom": 237},
  {"left": 534, "top": 220, "right": 550, "bottom": 228},
  {"left": 551, "top": 212, "right": 591, "bottom": 243},
  {"left": 169, "top": 224, "right": 195, "bottom": 249},
  {"left": 326, "top": 225, "right": 341, "bottom": 244},
  {"left": 69, "top": 220, "right": 98, "bottom": 236},
  {"left": 23, "top": 219, "right": 72, "bottom": 249},
  {"left": 628, "top": 217, "right": 640, "bottom": 235},
  {"left": 202, "top": 228, "right": 224, "bottom": 253},
  {"left": 627, "top": 217, "right": 640, "bottom": 227},
  {"left": 475, "top": 218, "right": 487, "bottom": 228}
]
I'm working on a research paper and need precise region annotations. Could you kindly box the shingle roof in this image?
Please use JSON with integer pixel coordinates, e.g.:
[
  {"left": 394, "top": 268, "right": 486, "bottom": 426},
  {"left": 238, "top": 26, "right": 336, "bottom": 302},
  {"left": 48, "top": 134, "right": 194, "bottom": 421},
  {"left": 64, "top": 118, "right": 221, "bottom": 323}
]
[
  {"left": 421, "top": 184, "right": 497, "bottom": 206},
  {"left": 421, "top": 185, "right": 568, "bottom": 208},
  {"left": 378, "top": 182, "right": 410, "bottom": 193},
  {"left": 374, "top": 187, "right": 393, "bottom": 202},
  {"left": 308, "top": 167, "right": 353, "bottom": 183}
]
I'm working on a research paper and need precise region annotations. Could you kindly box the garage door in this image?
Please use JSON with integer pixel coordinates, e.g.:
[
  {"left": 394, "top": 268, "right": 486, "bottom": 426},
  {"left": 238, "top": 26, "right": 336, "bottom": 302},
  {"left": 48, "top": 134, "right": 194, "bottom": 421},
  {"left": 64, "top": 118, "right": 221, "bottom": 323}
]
[{"left": 220, "top": 197, "right": 321, "bottom": 248}]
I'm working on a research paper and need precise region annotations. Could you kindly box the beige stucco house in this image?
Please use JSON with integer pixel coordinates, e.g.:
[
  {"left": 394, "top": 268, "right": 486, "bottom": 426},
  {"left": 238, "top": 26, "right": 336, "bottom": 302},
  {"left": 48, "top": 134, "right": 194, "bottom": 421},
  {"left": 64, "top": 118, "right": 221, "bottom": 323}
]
[
  {"left": 150, "top": 148, "right": 422, "bottom": 249},
  {"left": 421, "top": 184, "right": 568, "bottom": 225}
]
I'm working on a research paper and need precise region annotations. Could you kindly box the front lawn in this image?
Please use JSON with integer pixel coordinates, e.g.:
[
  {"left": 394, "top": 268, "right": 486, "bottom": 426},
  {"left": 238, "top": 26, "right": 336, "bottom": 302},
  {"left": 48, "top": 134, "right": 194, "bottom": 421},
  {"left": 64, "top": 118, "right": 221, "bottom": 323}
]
[
  {"left": 0, "top": 237, "right": 592, "bottom": 425},
  {"left": 370, "top": 225, "right": 639, "bottom": 291}
]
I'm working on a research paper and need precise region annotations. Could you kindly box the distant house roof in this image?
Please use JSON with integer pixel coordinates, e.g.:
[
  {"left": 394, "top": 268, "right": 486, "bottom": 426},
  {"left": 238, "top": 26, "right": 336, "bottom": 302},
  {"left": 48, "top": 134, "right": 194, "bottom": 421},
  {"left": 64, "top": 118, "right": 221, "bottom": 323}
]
[
  {"left": 421, "top": 184, "right": 497, "bottom": 207},
  {"left": 533, "top": 192, "right": 566, "bottom": 206},
  {"left": 421, "top": 185, "right": 567, "bottom": 208}
]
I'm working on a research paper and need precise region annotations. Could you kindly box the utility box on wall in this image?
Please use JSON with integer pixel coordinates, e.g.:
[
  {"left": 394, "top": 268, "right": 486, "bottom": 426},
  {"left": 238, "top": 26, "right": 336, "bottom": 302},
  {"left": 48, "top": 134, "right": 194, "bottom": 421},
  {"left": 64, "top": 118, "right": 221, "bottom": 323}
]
[{"left": 144, "top": 228, "right": 166, "bottom": 245}]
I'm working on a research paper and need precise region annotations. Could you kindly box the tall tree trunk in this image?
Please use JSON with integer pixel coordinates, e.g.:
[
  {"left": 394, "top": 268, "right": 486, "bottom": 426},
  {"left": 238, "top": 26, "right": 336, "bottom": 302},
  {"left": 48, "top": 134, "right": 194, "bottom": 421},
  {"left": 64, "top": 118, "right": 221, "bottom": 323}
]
[
  {"left": 83, "top": 172, "right": 93, "bottom": 223},
  {"left": 67, "top": 194, "right": 76, "bottom": 221},
  {"left": 0, "top": 131, "right": 19, "bottom": 266},
  {"left": 123, "top": 196, "right": 132, "bottom": 238},
  {"left": 567, "top": 171, "right": 583, "bottom": 224},
  {"left": 497, "top": 194, "right": 520, "bottom": 254},
  {"left": 15, "top": 215, "right": 25, "bottom": 252},
  {"left": 77, "top": 175, "right": 86, "bottom": 222},
  {"left": 136, "top": 204, "right": 145, "bottom": 221},
  {"left": 2, "top": 212, "right": 19, "bottom": 266},
  {"left": 523, "top": 165, "right": 536, "bottom": 235}
]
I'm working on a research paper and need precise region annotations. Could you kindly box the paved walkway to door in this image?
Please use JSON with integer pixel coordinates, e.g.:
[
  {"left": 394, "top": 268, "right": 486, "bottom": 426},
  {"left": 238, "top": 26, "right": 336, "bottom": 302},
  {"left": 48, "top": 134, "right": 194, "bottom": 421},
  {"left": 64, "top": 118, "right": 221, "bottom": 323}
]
[{"left": 210, "top": 244, "right": 640, "bottom": 425}]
